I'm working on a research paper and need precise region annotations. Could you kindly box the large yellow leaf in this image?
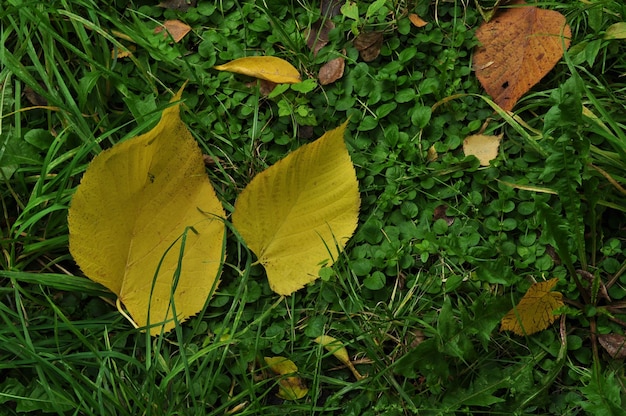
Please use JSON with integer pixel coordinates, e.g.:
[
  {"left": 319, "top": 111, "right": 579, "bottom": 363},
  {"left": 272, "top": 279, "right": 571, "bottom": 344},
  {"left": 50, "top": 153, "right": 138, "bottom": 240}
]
[
  {"left": 232, "top": 121, "right": 360, "bottom": 296},
  {"left": 213, "top": 56, "right": 301, "bottom": 84},
  {"left": 500, "top": 279, "right": 563, "bottom": 336},
  {"left": 68, "top": 87, "right": 225, "bottom": 335}
]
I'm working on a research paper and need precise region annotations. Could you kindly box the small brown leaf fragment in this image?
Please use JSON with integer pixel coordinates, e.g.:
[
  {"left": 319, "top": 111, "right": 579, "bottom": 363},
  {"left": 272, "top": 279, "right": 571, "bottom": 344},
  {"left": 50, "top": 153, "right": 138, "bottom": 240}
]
[
  {"left": 409, "top": 13, "right": 428, "bottom": 28},
  {"left": 474, "top": 0, "right": 571, "bottom": 111},
  {"left": 354, "top": 31, "right": 383, "bottom": 62},
  {"left": 321, "top": 0, "right": 343, "bottom": 17},
  {"left": 154, "top": 20, "right": 191, "bottom": 43},
  {"left": 598, "top": 334, "right": 626, "bottom": 359},
  {"left": 245, "top": 79, "right": 278, "bottom": 96},
  {"left": 434, "top": 204, "right": 454, "bottom": 226},
  {"left": 157, "top": 0, "right": 196, "bottom": 11},
  {"left": 24, "top": 86, "right": 47, "bottom": 106},
  {"left": 306, "top": 19, "right": 335, "bottom": 57},
  {"left": 319, "top": 56, "right": 345, "bottom": 85}
]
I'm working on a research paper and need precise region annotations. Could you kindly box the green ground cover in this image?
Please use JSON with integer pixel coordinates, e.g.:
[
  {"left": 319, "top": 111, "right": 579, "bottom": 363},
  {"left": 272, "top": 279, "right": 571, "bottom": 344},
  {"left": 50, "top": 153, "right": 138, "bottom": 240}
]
[{"left": 1, "top": 0, "right": 626, "bottom": 414}]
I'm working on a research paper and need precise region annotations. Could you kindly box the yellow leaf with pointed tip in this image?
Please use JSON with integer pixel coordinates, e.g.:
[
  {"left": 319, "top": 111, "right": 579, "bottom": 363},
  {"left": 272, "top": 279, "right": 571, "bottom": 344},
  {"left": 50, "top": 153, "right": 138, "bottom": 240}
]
[
  {"left": 214, "top": 56, "right": 301, "bottom": 84},
  {"left": 264, "top": 356, "right": 308, "bottom": 400},
  {"left": 232, "top": 121, "right": 360, "bottom": 295},
  {"left": 463, "top": 133, "right": 503, "bottom": 166},
  {"left": 68, "top": 87, "right": 225, "bottom": 336},
  {"left": 500, "top": 279, "right": 563, "bottom": 336},
  {"left": 314, "top": 335, "right": 365, "bottom": 380}
]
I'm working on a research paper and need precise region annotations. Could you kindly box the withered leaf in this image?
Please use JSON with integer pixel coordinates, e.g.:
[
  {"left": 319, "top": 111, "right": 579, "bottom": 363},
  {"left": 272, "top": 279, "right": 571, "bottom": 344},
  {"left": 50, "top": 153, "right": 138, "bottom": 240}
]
[
  {"left": 474, "top": 0, "right": 571, "bottom": 111},
  {"left": 409, "top": 13, "right": 428, "bottom": 28},
  {"left": 318, "top": 56, "right": 345, "bottom": 85},
  {"left": 321, "top": 0, "right": 343, "bottom": 17},
  {"left": 433, "top": 204, "right": 454, "bottom": 226},
  {"left": 354, "top": 31, "right": 383, "bottom": 62},
  {"left": 306, "top": 19, "right": 335, "bottom": 57},
  {"left": 598, "top": 334, "right": 626, "bottom": 359},
  {"left": 158, "top": 0, "right": 196, "bottom": 11},
  {"left": 154, "top": 20, "right": 191, "bottom": 43}
]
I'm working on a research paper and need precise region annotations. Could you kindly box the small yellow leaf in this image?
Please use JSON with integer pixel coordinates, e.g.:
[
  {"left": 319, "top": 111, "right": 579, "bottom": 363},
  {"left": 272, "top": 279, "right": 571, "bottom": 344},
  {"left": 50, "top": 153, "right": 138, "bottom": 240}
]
[
  {"left": 214, "top": 56, "right": 301, "bottom": 84},
  {"left": 68, "top": 87, "right": 225, "bottom": 335},
  {"left": 264, "top": 356, "right": 308, "bottom": 400},
  {"left": 232, "top": 121, "right": 360, "bottom": 296},
  {"left": 500, "top": 279, "right": 564, "bottom": 336},
  {"left": 314, "top": 335, "right": 365, "bottom": 381},
  {"left": 463, "top": 133, "right": 503, "bottom": 166},
  {"left": 605, "top": 22, "right": 626, "bottom": 40}
]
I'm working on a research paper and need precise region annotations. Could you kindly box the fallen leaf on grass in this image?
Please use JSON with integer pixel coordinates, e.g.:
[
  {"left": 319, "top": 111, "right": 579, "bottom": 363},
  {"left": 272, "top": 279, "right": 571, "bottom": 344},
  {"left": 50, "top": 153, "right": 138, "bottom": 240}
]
[
  {"left": 232, "top": 122, "right": 360, "bottom": 296},
  {"left": 158, "top": 0, "right": 196, "bottom": 11},
  {"left": 463, "top": 133, "right": 503, "bottom": 166},
  {"left": 154, "top": 20, "right": 191, "bottom": 43},
  {"left": 605, "top": 22, "right": 626, "bottom": 40},
  {"left": 409, "top": 13, "right": 428, "bottom": 28},
  {"left": 264, "top": 357, "right": 308, "bottom": 400},
  {"left": 474, "top": 0, "right": 571, "bottom": 111},
  {"left": 314, "top": 335, "right": 366, "bottom": 380},
  {"left": 354, "top": 31, "right": 383, "bottom": 62},
  {"left": 306, "top": 19, "right": 335, "bottom": 56},
  {"left": 214, "top": 56, "right": 301, "bottom": 84},
  {"left": 598, "top": 334, "right": 626, "bottom": 359},
  {"left": 68, "top": 87, "right": 225, "bottom": 335},
  {"left": 500, "top": 278, "right": 563, "bottom": 336},
  {"left": 318, "top": 56, "right": 345, "bottom": 85}
]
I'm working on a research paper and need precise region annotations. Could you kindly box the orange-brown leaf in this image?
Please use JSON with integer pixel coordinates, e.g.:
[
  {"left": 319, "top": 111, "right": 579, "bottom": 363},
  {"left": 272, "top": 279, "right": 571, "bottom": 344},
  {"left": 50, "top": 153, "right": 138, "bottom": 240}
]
[
  {"left": 474, "top": 1, "right": 571, "bottom": 111},
  {"left": 154, "top": 20, "right": 191, "bottom": 43},
  {"left": 500, "top": 279, "right": 563, "bottom": 336},
  {"left": 409, "top": 13, "right": 428, "bottom": 28},
  {"left": 318, "top": 57, "right": 345, "bottom": 85}
]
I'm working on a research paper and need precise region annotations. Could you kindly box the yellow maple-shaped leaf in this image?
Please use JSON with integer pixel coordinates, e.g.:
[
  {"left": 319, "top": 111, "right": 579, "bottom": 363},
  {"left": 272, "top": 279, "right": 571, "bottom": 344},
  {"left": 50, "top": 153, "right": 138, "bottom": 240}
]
[
  {"left": 463, "top": 133, "right": 503, "bottom": 166},
  {"left": 213, "top": 56, "right": 301, "bottom": 84},
  {"left": 314, "top": 335, "right": 366, "bottom": 380},
  {"left": 68, "top": 87, "right": 225, "bottom": 336},
  {"left": 264, "top": 356, "right": 308, "bottom": 400},
  {"left": 232, "top": 121, "right": 360, "bottom": 296},
  {"left": 500, "top": 279, "right": 563, "bottom": 336}
]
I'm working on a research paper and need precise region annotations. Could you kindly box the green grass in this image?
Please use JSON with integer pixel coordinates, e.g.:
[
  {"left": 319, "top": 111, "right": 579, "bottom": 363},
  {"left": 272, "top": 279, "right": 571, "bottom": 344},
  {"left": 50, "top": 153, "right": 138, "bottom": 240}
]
[{"left": 2, "top": 0, "right": 626, "bottom": 414}]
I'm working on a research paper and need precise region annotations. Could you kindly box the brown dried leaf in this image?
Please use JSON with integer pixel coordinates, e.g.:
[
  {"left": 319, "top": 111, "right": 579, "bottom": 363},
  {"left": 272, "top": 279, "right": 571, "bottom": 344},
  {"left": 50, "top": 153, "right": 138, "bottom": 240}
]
[
  {"left": 306, "top": 20, "right": 335, "bottom": 56},
  {"left": 433, "top": 204, "right": 454, "bottom": 226},
  {"left": 598, "top": 334, "right": 626, "bottom": 359},
  {"left": 157, "top": 0, "right": 196, "bottom": 11},
  {"left": 409, "top": 13, "right": 428, "bottom": 28},
  {"left": 474, "top": 0, "right": 571, "bottom": 111},
  {"left": 24, "top": 86, "right": 47, "bottom": 106},
  {"left": 154, "top": 20, "right": 191, "bottom": 43},
  {"left": 319, "top": 57, "right": 345, "bottom": 85},
  {"left": 321, "top": 0, "right": 343, "bottom": 17},
  {"left": 354, "top": 31, "right": 383, "bottom": 62}
]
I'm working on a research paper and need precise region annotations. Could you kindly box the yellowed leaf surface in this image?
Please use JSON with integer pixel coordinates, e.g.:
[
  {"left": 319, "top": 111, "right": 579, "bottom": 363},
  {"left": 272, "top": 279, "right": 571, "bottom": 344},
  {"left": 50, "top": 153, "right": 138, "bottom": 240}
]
[
  {"left": 474, "top": 0, "right": 571, "bottom": 111},
  {"left": 154, "top": 19, "right": 191, "bottom": 43},
  {"left": 314, "top": 335, "right": 365, "bottom": 380},
  {"left": 500, "top": 279, "right": 563, "bottom": 336},
  {"left": 68, "top": 87, "right": 225, "bottom": 335},
  {"left": 264, "top": 356, "right": 308, "bottom": 400},
  {"left": 232, "top": 121, "right": 360, "bottom": 296},
  {"left": 214, "top": 56, "right": 301, "bottom": 84},
  {"left": 463, "top": 133, "right": 503, "bottom": 166},
  {"left": 605, "top": 22, "right": 626, "bottom": 40}
]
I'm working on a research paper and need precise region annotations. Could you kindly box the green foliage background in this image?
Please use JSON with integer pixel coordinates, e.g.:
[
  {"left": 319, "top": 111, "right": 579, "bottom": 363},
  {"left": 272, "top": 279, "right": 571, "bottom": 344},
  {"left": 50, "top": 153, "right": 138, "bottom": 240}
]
[{"left": 1, "top": 0, "right": 626, "bottom": 414}]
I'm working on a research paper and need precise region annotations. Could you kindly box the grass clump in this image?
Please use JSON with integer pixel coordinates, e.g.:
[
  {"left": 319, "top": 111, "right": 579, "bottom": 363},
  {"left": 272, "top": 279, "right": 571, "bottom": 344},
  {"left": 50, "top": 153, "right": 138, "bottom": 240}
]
[{"left": 2, "top": 0, "right": 626, "bottom": 415}]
